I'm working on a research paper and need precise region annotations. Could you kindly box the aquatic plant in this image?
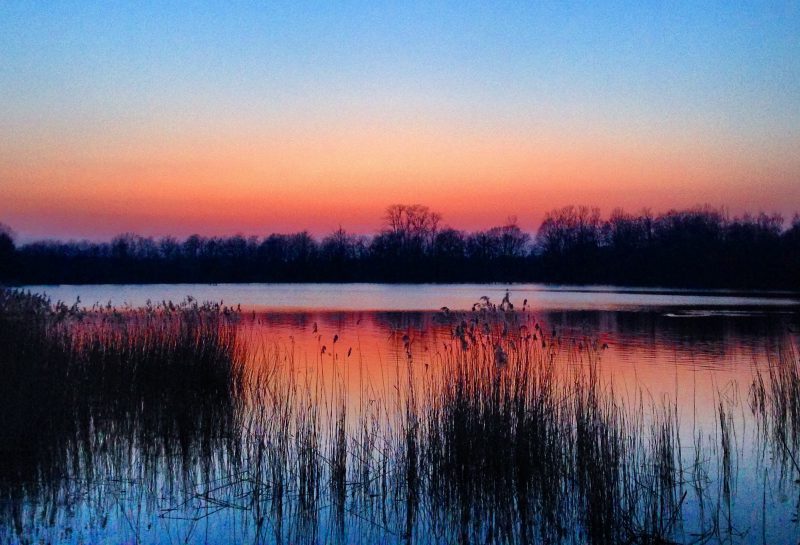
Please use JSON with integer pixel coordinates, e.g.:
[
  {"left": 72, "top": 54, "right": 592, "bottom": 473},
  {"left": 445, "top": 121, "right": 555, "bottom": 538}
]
[
  {"left": 0, "top": 289, "right": 245, "bottom": 536},
  {"left": 2, "top": 288, "right": 797, "bottom": 543}
]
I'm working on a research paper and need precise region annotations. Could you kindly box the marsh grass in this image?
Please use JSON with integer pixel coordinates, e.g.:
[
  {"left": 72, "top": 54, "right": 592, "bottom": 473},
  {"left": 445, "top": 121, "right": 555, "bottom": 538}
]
[
  {"left": 0, "top": 289, "right": 245, "bottom": 538},
  {"left": 403, "top": 302, "right": 690, "bottom": 544},
  {"left": 1, "top": 288, "right": 798, "bottom": 543},
  {"left": 750, "top": 340, "right": 800, "bottom": 464},
  {"left": 749, "top": 337, "right": 800, "bottom": 529}
]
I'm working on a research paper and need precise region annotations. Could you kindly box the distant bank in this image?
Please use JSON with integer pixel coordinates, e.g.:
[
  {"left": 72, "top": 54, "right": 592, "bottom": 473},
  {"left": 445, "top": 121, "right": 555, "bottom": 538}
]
[{"left": 2, "top": 204, "right": 799, "bottom": 289}]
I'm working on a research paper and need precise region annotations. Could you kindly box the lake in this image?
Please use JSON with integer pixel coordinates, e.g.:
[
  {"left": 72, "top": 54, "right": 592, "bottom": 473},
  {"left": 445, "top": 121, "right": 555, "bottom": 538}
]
[{"left": 4, "top": 283, "right": 800, "bottom": 544}]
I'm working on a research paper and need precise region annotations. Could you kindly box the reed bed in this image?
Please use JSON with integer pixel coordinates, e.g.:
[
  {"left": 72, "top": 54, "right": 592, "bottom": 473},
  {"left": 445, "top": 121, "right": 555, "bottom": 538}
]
[
  {"left": 1, "top": 288, "right": 798, "bottom": 544},
  {"left": 0, "top": 289, "right": 245, "bottom": 538},
  {"left": 387, "top": 301, "right": 689, "bottom": 544},
  {"left": 206, "top": 300, "right": 697, "bottom": 544},
  {"left": 749, "top": 339, "right": 800, "bottom": 486}
]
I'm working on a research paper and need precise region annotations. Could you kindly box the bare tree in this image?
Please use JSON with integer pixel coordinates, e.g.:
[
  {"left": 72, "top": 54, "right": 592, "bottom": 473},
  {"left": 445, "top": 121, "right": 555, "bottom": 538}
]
[{"left": 382, "top": 204, "right": 442, "bottom": 253}]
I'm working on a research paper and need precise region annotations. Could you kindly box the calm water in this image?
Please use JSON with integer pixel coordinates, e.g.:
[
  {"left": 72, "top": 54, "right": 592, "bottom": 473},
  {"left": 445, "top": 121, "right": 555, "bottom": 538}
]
[
  {"left": 24, "top": 282, "right": 800, "bottom": 312},
  {"left": 8, "top": 283, "right": 800, "bottom": 544},
  {"left": 25, "top": 282, "right": 800, "bottom": 402}
]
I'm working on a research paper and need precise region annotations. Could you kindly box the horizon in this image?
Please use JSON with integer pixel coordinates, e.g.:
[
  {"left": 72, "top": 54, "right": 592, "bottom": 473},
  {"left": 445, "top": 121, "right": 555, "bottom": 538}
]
[
  {"left": 2, "top": 2, "right": 799, "bottom": 240},
  {"left": 4, "top": 202, "right": 798, "bottom": 245}
]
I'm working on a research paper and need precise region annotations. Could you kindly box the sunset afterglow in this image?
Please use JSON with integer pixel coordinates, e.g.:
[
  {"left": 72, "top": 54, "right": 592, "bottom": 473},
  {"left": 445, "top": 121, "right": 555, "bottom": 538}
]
[{"left": 2, "top": 2, "right": 798, "bottom": 240}]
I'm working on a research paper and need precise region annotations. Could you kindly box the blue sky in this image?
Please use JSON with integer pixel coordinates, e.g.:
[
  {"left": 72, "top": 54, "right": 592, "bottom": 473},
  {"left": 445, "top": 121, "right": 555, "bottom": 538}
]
[{"left": 1, "top": 1, "right": 798, "bottom": 239}]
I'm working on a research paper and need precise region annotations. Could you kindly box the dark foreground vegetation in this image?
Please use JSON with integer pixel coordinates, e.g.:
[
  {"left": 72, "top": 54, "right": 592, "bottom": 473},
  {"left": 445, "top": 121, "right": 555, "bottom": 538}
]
[
  {"left": 1, "top": 287, "right": 799, "bottom": 543},
  {"left": 0, "top": 289, "right": 245, "bottom": 537},
  {"left": 2, "top": 203, "right": 799, "bottom": 288}
]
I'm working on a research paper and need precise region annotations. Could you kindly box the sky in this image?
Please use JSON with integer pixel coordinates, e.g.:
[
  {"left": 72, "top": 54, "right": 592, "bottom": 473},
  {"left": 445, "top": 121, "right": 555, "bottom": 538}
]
[{"left": 1, "top": 1, "right": 799, "bottom": 241}]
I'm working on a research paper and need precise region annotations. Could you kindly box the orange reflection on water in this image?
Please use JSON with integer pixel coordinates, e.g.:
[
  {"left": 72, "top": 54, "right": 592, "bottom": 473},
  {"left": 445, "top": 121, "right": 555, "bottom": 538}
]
[{"left": 236, "top": 309, "right": 796, "bottom": 432}]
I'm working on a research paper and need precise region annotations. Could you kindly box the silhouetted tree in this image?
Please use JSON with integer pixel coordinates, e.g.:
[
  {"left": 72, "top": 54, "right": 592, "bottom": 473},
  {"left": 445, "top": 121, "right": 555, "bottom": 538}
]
[
  {"left": 318, "top": 228, "right": 367, "bottom": 280},
  {"left": 423, "top": 228, "right": 463, "bottom": 281},
  {"left": 0, "top": 223, "right": 15, "bottom": 282},
  {"left": 383, "top": 204, "right": 441, "bottom": 251},
  {"left": 368, "top": 204, "right": 443, "bottom": 280},
  {"left": 432, "top": 228, "right": 466, "bottom": 260},
  {"left": 537, "top": 206, "right": 602, "bottom": 282},
  {"left": 6, "top": 204, "right": 800, "bottom": 288}
]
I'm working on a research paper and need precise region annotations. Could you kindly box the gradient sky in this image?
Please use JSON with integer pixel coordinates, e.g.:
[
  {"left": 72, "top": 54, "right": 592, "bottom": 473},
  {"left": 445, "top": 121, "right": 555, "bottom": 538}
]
[{"left": 1, "top": 1, "right": 799, "bottom": 241}]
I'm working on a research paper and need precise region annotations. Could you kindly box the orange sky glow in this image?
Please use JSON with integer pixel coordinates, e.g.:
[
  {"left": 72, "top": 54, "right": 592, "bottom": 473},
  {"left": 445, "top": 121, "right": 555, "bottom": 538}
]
[
  {"left": 1, "top": 2, "right": 798, "bottom": 241},
  {"left": 3, "top": 119, "right": 798, "bottom": 240}
]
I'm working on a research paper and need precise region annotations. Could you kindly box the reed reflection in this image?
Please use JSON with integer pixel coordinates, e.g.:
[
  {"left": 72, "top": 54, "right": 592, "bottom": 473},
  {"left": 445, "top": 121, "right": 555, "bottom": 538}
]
[{"left": 1, "top": 289, "right": 799, "bottom": 544}]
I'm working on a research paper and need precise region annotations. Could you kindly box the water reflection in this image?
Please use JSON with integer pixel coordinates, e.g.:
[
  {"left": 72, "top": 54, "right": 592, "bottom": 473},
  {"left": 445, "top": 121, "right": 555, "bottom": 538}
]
[
  {"left": 2, "top": 288, "right": 800, "bottom": 544},
  {"left": 243, "top": 307, "right": 799, "bottom": 377},
  {"left": 22, "top": 282, "right": 800, "bottom": 312},
  {"left": 240, "top": 308, "right": 798, "bottom": 430}
]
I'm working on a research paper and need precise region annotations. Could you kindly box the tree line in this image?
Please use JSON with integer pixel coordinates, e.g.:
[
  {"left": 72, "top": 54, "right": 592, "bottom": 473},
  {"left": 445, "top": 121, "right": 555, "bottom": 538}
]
[{"left": 1, "top": 204, "right": 799, "bottom": 288}]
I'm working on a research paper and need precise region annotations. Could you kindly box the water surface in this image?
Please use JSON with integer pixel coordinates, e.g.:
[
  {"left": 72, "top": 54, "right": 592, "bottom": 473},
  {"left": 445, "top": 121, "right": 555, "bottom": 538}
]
[
  {"left": 25, "top": 282, "right": 800, "bottom": 312},
  {"left": 8, "top": 283, "right": 800, "bottom": 544}
]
